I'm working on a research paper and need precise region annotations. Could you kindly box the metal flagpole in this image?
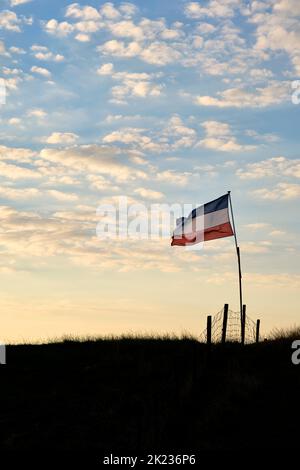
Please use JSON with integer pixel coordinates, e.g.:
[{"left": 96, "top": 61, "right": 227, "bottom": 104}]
[{"left": 228, "top": 191, "right": 243, "bottom": 323}]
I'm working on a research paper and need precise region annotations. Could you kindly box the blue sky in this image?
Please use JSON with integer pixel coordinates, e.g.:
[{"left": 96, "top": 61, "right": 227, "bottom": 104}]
[{"left": 0, "top": 0, "right": 300, "bottom": 341}]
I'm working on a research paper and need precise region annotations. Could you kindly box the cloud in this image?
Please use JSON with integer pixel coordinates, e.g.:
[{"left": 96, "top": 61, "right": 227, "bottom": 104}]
[
  {"left": 0, "top": 161, "right": 41, "bottom": 180},
  {"left": 31, "top": 45, "right": 64, "bottom": 62},
  {"left": 119, "top": 3, "right": 139, "bottom": 18},
  {"left": 97, "top": 39, "right": 141, "bottom": 58},
  {"left": 253, "top": 183, "right": 300, "bottom": 200},
  {"left": 44, "top": 19, "right": 74, "bottom": 37},
  {"left": 0, "top": 186, "right": 40, "bottom": 200},
  {"left": 10, "top": 0, "right": 32, "bottom": 5},
  {"left": 0, "top": 10, "right": 21, "bottom": 32},
  {"left": 108, "top": 20, "right": 144, "bottom": 41},
  {"left": 134, "top": 187, "right": 164, "bottom": 200},
  {"left": 40, "top": 145, "right": 148, "bottom": 182},
  {"left": 252, "top": 1, "right": 300, "bottom": 73},
  {"left": 98, "top": 39, "right": 181, "bottom": 66},
  {"left": 184, "top": 1, "right": 240, "bottom": 19},
  {"left": 30, "top": 65, "right": 51, "bottom": 78},
  {"left": 9, "top": 46, "right": 26, "bottom": 54},
  {"left": 195, "top": 81, "right": 290, "bottom": 108},
  {"left": 47, "top": 189, "right": 79, "bottom": 202},
  {"left": 156, "top": 170, "right": 191, "bottom": 187},
  {"left": 100, "top": 3, "right": 121, "bottom": 20},
  {"left": 236, "top": 157, "right": 300, "bottom": 179},
  {"left": 97, "top": 62, "right": 114, "bottom": 75},
  {"left": 197, "top": 120, "right": 256, "bottom": 152},
  {"left": 45, "top": 132, "right": 79, "bottom": 144},
  {"left": 196, "top": 22, "right": 216, "bottom": 34},
  {"left": 0, "top": 145, "right": 37, "bottom": 163},
  {"left": 75, "top": 33, "right": 90, "bottom": 42},
  {"left": 140, "top": 42, "right": 182, "bottom": 65},
  {"left": 244, "top": 223, "right": 270, "bottom": 231},
  {"left": 8, "top": 117, "right": 21, "bottom": 126},
  {"left": 102, "top": 127, "right": 150, "bottom": 145},
  {"left": 97, "top": 64, "right": 163, "bottom": 103},
  {"left": 65, "top": 3, "right": 101, "bottom": 21},
  {"left": 27, "top": 108, "right": 47, "bottom": 118}
]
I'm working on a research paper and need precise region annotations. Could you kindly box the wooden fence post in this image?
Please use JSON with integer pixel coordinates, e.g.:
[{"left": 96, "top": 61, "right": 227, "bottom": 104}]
[
  {"left": 222, "top": 304, "right": 229, "bottom": 344},
  {"left": 241, "top": 304, "right": 246, "bottom": 345},
  {"left": 207, "top": 315, "right": 212, "bottom": 346},
  {"left": 256, "top": 319, "right": 260, "bottom": 343}
]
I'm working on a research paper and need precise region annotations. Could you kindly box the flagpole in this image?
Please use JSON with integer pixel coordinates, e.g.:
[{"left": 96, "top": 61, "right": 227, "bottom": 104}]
[{"left": 228, "top": 191, "right": 243, "bottom": 322}]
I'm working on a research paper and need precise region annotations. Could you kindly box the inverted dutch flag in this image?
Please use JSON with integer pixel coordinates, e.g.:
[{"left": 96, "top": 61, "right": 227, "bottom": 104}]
[{"left": 171, "top": 194, "right": 234, "bottom": 246}]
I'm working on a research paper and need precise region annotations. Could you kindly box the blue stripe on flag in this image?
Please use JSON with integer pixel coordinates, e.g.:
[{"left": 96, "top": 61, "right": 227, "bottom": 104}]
[{"left": 190, "top": 194, "right": 229, "bottom": 219}]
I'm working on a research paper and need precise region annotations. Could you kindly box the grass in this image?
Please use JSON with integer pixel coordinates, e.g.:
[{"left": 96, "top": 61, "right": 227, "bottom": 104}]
[{"left": 1, "top": 331, "right": 300, "bottom": 451}]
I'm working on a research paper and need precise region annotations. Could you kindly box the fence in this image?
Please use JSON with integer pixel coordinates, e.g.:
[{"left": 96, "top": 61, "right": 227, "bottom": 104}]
[{"left": 200, "top": 304, "right": 260, "bottom": 345}]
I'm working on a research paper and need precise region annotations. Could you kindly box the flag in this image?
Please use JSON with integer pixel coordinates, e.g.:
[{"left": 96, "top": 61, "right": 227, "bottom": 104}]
[{"left": 171, "top": 193, "right": 234, "bottom": 246}]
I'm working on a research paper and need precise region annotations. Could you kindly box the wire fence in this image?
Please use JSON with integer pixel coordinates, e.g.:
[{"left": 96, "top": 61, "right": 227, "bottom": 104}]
[{"left": 200, "top": 306, "right": 258, "bottom": 344}]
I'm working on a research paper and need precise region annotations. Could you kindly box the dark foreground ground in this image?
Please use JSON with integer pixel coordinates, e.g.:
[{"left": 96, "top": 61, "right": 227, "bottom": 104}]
[{"left": 0, "top": 336, "right": 299, "bottom": 452}]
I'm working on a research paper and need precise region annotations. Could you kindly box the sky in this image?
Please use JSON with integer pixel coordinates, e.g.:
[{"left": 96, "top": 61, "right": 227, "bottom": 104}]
[{"left": 0, "top": 0, "right": 300, "bottom": 342}]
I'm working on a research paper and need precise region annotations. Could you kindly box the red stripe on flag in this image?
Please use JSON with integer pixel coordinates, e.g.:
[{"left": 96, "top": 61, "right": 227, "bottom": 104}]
[{"left": 171, "top": 221, "right": 233, "bottom": 246}]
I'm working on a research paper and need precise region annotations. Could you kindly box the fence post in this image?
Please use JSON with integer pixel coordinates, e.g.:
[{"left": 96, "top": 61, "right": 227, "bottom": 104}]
[
  {"left": 222, "top": 304, "right": 229, "bottom": 344},
  {"left": 207, "top": 315, "right": 212, "bottom": 346},
  {"left": 241, "top": 304, "right": 246, "bottom": 345},
  {"left": 256, "top": 319, "right": 260, "bottom": 343}
]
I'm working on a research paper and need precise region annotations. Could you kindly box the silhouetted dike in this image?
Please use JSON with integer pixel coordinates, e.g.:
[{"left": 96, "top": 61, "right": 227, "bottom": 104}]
[{"left": 0, "top": 337, "right": 299, "bottom": 451}]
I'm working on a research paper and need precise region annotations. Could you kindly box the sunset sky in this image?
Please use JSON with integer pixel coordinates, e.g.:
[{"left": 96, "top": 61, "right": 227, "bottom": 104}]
[{"left": 0, "top": 0, "right": 299, "bottom": 342}]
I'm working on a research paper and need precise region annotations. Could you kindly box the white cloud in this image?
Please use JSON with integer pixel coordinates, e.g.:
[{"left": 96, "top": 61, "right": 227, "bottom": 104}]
[
  {"left": 10, "top": 0, "right": 32, "bottom": 5},
  {"left": 31, "top": 65, "right": 51, "bottom": 78},
  {"left": 119, "top": 3, "right": 139, "bottom": 18},
  {"left": 196, "top": 81, "right": 290, "bottom": 108},
  {"left": 40, "top": 145, "right": 148, "bottom": 182},
  {"left": 244, "top": 223, "right": 270, "bottom": 231},
  {"left": 197, "top": 120, "right": 256, "bottom": 152},
  {"left": 97, "top": 62, "right": 114, "bottom": 75},
  {"left": 98, "top": 64, "right": 163, "bottom": 103},
  {"left": 196, "top": 22, "right": 216, "bottom": 34},
  {"left": 8, "top": 117, "right": 21, "bottom": 126},
  {"left": 46, "top": 132, "right": 79, "bottom": 144},
  {"left": 109, "top": 20, "right": 144, "bottom": 41},
  {"left": 156, "top": 170, "right": 191, "bottom": 187},
  {"left": 251, "top": 0, "right": 300, "bottom": 74},
  {"left": 0, "top": 10, "right": 21, "bottom": 32},
  {"left": 0, "top": 161, "right": 41, "bottom": 180},
  {"left": 97, "top": 39, "right": 141, "bottom": 58},
  {"left": 98, "top": 39, "right": 181, "bottom": 66},
  {"left": 47, "top": 189, "right": 78, "bottom": 202},
  {"left": 0, "top": 145, "right": 37, "bottom": 163},
  {"left": 9, "top": 46, "right": 26, "bottom": 54},
  {"left": 161, "top": 28, "right": 183, "bottom": 40},
  {"left": 0, "top": 186, "right": 40, "bottom": 200},
  {"left": 254, "top": 183, "right": 300, "bottom": 200},
  {"left": 140, "top": 42, "right": 182, "bottom": 65},
  {"left": 44, "top": 19, "right": 74, "bottom": 37},
  {"left": 75, "top": 33, "right": 90, "bottom": 42},
  {"left": 184, "top": 1, "right": 240, "bottom": 19},
  {"left": 66, "top": 3, "right": 101, "bottom": 20},
  {"left": 27, "top": 108, "right": 47, "bottom": 118},
  {"left": 31, "top": 45, "right": 64, "bottom": 62},
  {"left": 237, "top": 157, "right": 300, "bottom": 179},
  {"left": 102, "top": 127, "right": 149, "bottom": 145},
  {"left": 134, "top": 187, "right": 164, "bottom": 200},
  {"left": 100, "top": 3, "right": 121, "bottom": 20}
]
